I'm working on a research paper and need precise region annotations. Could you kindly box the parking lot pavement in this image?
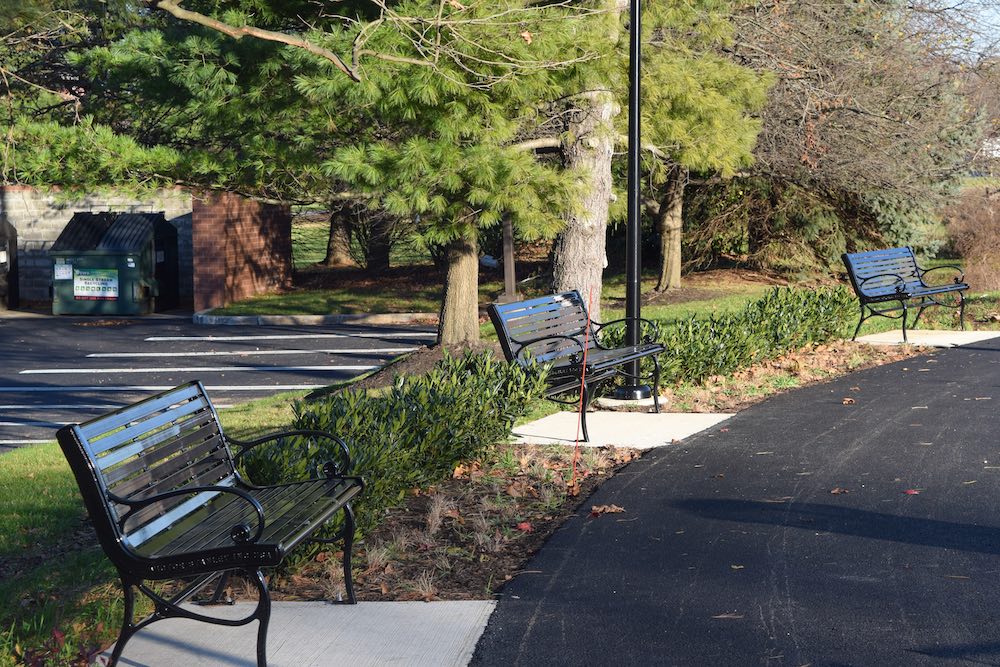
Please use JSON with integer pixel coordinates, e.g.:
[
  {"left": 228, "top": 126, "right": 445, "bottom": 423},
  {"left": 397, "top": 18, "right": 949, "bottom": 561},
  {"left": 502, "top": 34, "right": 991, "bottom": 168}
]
[{"left": 0, "top": 315, "right": 436, "bottom": 449}]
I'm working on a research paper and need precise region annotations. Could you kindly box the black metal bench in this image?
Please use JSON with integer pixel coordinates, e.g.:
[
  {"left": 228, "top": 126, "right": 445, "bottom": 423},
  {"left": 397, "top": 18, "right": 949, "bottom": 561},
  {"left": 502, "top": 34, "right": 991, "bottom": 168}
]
[
  {"left": 842, "top": 246, "right": 968, "bottom": 342},
  {"left": 56, "top": 381, "right": 363, "bottom": 667},
  {"left": 488, "top": 291, "right": 665, "bottom": 441}
]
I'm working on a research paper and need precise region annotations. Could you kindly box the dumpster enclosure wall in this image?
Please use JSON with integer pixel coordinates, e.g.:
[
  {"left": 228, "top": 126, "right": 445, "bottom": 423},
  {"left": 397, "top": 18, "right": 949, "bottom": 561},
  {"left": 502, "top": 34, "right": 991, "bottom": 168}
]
[
  {"left": 191, "top": 192, "right": 292, "bottom": 312},
  {"left": 0, "top": 215, "right": 17, "bottom": 310},
  {"left": 0, "top": 186, "right": 192, "bottom": 307},
  {"left": 0, "top": 187, "right": 291, "bottom": 312}
]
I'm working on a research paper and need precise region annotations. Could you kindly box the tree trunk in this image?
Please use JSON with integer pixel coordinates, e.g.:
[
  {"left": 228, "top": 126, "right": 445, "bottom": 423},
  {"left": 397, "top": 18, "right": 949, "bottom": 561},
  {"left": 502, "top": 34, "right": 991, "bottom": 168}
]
[
  {"left": 551, "top": 0, "right": 626, "bottom": 323},
  {"left": 552, "top": 90, "right": 616, "bottom": 322},
  {"left": 655, "top": 167, "right": 687, "bottom": 291},
  {"left": 321, "top": 205, "right": 354, "bottom": 267},
  {"left": 365, "top": 216, "right": 391, "bottom": 273},
  {"left": 438, "top": 232, "right": 480, "bottom": 348}
]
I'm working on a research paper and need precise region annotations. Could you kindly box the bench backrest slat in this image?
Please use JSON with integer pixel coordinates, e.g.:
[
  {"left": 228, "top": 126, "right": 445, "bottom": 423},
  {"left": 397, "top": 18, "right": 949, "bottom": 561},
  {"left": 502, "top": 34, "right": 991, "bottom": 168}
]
[
  {"left": 57, "top": 381, "right": 236, "bottom": 552},
  {"left": 842, "top": 247, "right": 922, "bottom": 298},
  {"left": 488, "top": 291, "right": 596, "bottom": 366}
]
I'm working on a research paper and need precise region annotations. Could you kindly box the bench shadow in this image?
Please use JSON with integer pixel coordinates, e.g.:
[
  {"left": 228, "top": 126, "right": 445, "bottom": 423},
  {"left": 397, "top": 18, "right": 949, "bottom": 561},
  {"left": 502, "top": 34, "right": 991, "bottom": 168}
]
[
  {"left": 908, "top": 641, "right": 1000, "bottom": 663},
  {"left": 671, "top": 498, "right": 1000, "bottom": 555},
  {"left": 109, "top": 629, "right": 255, "bottom": 667}
]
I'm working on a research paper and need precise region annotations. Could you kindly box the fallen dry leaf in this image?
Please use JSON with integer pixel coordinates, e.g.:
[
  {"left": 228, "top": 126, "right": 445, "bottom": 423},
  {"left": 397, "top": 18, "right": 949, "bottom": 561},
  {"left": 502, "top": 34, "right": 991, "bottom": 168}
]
[
  {"left": 730, "top": 564, "right": 745, "bottom": 570},
  {"left": 520, "top": 30, "right": 532, "bottom": 44},
  {"left": 516, "top": 521, "right": 533, "bottom": 533},
  {"left": 904, "top": 489, "right": 921, "bottom": 495},
  {"left": 380, "top": 581, "right": 390, "bottom": 595},
  {"left": 830, "top": 487, "right": 849, "bottom": 495},
  {"left": 842, "top": 397, "right": 856, "bottom": 405},
  {"left": 590, "top": 504, "right": 626, "bottom": 517}
]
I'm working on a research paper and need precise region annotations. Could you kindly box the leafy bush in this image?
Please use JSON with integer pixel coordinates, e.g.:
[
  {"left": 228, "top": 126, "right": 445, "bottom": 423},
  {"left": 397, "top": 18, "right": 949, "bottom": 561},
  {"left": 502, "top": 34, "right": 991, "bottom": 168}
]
[
  {"left": 603, "top": 286, "right": 855, "bottom": 386},
  {"left": 238, "top": 351, "right": 547, "bottom": 538}
]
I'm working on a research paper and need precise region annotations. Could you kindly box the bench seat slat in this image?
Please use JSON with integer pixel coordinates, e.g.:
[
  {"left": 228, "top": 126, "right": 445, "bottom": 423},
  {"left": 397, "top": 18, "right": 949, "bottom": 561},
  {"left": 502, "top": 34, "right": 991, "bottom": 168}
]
[
  {"left": 124, "top": 481, "right": 231, "bottom": 548},
  {"left": 80, "top": 383, "right": 206, "bottom": 442},
  {"left": 122, "top": 459, "right": 236, "bottom": 538},
  {"left": 89, "top": 395, "right": 213, "bottom": 463},
  {"left": 140, "top": 479, "right": 360, "bottom": 558},
  {"left": 104, "top": 420, "right": 223, "bottom": 487}
]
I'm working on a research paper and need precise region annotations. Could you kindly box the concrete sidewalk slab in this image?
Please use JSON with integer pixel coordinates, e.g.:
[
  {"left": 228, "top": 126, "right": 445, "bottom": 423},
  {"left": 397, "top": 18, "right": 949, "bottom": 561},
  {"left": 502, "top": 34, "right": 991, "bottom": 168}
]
[
  {"left": 100, "top": 600, "right": 494, "bottom": 667},
  {"left": 511, "top": 411, "right": 733, "bottom": 448},
  {"left": 856, "top": 328, "right": 1000, "bottom": 347}
]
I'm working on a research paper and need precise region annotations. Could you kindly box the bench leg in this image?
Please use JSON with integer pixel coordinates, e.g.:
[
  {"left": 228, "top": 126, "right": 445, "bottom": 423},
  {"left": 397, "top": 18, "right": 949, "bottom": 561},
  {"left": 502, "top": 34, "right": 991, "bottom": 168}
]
[
  {"left": 651, "top": 356, "right": 661, "bottom": 414},
  {"left": 899, "top": 302, "right": 908, "bottom": 343},
  {"left": 343, "top": 503, "right": 358, "bottom": 604},
  {"left": 107, "top": 578, "right": 137, "bottom": 667},
  {"left": 249, "top": 568, "right": 271, "bottom": 667},
  {"left": 960, "top": 292, "right": 966, "bottom": 330},
  {"left": 851, "top": 305, "right": 866, "bottom": 341},
  {"left": 580, "top": 383, "right": 592, "bottom": 443}
]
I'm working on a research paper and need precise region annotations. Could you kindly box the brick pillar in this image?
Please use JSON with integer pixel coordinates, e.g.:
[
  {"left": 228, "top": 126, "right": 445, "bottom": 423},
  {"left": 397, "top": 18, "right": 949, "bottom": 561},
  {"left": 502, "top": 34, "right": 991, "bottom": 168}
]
[{"left": 191, "top": 192, "right": 292, "bottom": 311}]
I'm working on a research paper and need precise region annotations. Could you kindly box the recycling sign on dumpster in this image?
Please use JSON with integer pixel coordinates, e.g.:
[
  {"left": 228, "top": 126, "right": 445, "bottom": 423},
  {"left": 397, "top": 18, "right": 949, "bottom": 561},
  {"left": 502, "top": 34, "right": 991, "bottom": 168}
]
[{"left": 74, "top": 268, "right": 119, "bottom": 301}]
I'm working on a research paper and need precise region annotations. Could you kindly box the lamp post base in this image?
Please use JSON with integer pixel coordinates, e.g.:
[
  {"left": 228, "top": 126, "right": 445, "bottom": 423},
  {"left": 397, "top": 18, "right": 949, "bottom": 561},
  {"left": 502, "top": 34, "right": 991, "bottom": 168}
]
[{"left": 613, "top": 384, "right": 652, "bottom": 401}]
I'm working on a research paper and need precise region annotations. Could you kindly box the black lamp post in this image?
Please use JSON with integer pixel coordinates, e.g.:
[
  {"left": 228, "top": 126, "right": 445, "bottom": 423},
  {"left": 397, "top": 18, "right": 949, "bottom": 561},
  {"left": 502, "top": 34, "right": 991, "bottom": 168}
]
[{"left": 614, "top": 0, "right": 652, "bottom": 401}]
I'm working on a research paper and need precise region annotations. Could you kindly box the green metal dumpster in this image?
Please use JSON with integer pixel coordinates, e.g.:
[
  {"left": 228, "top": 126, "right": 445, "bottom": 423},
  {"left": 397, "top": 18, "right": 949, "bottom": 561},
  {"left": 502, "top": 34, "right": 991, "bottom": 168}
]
[{"left": 51, "top": 212, "right": 178, "bottom": 316}]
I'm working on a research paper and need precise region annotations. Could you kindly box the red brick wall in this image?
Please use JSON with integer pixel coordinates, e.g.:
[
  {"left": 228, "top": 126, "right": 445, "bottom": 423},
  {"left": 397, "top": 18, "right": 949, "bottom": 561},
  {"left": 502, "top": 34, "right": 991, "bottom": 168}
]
[{"left": 191, "top": 192, "right": 292, "bottom": 311}]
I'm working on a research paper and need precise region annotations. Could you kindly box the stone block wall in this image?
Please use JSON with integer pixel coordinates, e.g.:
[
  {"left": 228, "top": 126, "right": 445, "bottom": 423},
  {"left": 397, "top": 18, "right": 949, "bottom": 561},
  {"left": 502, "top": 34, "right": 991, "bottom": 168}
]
[
  {"left": 191, "top": 192, "right": 292, "bottom": 311},
  {"left": 0, "top": 186, "right": 193, "bottom": 305}
]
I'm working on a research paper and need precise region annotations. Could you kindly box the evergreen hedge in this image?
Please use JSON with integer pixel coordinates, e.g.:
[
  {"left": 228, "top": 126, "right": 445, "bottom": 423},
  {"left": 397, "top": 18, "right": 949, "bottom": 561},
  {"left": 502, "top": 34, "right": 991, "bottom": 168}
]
[
  {"left": 604, "top": 285, "right": 856, "bottom": 385},
  {"left": 239, "top": 352, "right": 547, "bottom": 538}
]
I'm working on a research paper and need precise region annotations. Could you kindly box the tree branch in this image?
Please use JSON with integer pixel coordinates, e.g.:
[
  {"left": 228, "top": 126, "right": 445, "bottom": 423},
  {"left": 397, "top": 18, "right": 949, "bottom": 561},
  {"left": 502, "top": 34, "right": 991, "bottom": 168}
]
[
  {"left": 151, "top": 0, "right": 360, "bottom": 81},
  {"left": 511, "top": 137, "right": 561, "bottom": 152}
]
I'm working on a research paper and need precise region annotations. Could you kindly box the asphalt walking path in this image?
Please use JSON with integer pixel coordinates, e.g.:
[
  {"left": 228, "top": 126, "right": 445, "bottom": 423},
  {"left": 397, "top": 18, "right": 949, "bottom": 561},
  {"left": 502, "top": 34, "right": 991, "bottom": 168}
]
[{"left": 473, "top": 335, "right": 1000, "bottom": 667}]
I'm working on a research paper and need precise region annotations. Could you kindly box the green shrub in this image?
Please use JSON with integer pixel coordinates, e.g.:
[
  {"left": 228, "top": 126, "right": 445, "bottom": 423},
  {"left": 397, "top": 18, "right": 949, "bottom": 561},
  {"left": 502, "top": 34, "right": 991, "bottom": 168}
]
[
  {"left": 238, "top": 351, "right": 547, "bottom": 539},
  {"left": 603, "top": 286, "right": 855, "bottom": 386}
]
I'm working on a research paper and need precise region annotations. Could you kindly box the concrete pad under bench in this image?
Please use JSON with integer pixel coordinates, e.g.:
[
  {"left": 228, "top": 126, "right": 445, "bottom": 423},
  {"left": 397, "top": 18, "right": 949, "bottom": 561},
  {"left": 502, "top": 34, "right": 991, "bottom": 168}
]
[
  {"left": 98, "top": 600, "right": 495, "bottom": 667},
  {"left": 511, "top": 411, "right": 733, "bottom": 449},
  {"left": 856, "top": 329, "right": 1000, "bottom": 347}
]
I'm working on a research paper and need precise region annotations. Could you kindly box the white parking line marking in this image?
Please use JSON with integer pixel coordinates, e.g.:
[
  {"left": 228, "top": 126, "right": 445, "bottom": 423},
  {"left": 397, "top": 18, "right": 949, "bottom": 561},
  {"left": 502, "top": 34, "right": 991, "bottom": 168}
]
[
  {"left": 0, "top": 440, "right": 52, "bottom": 446},
  {"left": 87, "top": 348, "right": 417, "bottom": 358},
  {"left": 145, "top": 333, "right": 431, "bottom": 342},
  {"left": 0, "top": 404, "right": 234, "bottom": 410},
  {"left": 0, "top": 385, "right": 328, "bottom": 392},
  {"left": 20, "top": 365, "right": 378, "bottom": 375},
  {"left": 0, "top": 404, "right": 121, "bottom": 410},
  {"left": 0, "top": 420, "right": 68, "bottom": 427}
]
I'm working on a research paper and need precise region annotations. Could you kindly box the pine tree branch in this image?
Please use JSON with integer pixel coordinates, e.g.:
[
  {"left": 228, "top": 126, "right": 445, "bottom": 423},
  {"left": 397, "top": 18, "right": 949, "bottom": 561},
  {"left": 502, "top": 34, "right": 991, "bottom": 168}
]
[
  {"left": 151, "top": 0, "right": 360, "bottom": 81},
  {"left": 511, "top": 137, "right": 561, "bottom": 152}
]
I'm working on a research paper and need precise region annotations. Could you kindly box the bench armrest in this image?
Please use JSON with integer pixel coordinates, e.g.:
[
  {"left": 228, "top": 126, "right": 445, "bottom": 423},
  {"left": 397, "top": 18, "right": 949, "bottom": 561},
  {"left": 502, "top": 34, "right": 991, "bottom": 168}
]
[
  {"left": 230, "top": 429, "right": 353, "bottom": 477},
  {"left": 592, "top": 317, "right": 661, "bottom": 345},
  {"left": 858, "top": 272, "right": 909, "bottom": 294},
  {"left": 510, "top": 333, "right": 587, "bottom": 365},
  {"left": 109, "top": 485, "right": 266, "bottom": 544},
  {"left": 919, "top": 264, "right": 965, "bottom": 285}
]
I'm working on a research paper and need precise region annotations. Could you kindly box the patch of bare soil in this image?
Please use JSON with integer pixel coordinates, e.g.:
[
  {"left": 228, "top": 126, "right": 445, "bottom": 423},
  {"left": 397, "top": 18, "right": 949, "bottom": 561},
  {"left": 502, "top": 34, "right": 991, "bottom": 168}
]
[
  {"left": 660, "top": 341, "right": 923, "bottom": 414},
  {"left": 268, "top": 447, "right": 642, "bottom": 603}
]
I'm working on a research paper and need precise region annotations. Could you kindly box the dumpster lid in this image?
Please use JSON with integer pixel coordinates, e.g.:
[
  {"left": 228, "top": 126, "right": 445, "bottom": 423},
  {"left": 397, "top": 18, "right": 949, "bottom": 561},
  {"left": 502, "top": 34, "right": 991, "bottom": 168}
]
[{"left": 51, "top": 212, "right": 166, "bottom": 253}]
